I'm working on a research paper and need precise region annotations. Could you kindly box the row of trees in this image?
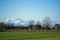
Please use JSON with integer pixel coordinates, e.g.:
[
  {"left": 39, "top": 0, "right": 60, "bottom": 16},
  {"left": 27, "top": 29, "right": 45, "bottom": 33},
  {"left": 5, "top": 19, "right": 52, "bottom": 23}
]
[
  {"left": 0, "top": 17, "right": 60, "bottom": 31},
  {"left": 28, "top": 18, "right": 60, "bottom": 30}
]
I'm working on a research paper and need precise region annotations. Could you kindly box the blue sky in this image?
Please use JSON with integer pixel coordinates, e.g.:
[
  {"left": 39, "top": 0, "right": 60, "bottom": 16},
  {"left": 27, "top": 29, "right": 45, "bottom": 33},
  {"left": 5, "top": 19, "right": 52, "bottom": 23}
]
[{"left": 0, "top": 0, "right": 60, "bottom": 21}]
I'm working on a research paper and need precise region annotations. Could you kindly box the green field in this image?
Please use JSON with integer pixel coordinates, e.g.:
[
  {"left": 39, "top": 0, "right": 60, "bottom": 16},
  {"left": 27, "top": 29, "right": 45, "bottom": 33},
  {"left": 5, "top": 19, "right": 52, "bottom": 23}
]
[{"left": 0, "top": 32, "right": 60, "bottom": 40}]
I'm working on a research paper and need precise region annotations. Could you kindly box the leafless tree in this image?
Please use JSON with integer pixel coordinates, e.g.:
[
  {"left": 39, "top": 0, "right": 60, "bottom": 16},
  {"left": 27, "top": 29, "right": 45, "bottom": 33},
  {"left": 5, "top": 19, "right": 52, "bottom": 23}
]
[
  {"left": 36, "top": 21, "right": 41, "bottom": 29},
  {"left": 28, "top": 20, "right": 35, "bottom": 30},
  {"left": 43, "top": 17, "right": 51, "bottom": 30},
  {"left": 0, "top": 22, "right": 5, "bottom": 31}
]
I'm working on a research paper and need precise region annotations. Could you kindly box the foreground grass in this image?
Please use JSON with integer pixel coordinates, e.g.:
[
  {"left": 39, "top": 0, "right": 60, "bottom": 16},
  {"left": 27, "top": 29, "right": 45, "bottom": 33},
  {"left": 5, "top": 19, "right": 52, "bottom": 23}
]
[{"left": 0, "top": 31, "right": 60, "bottom": 40}]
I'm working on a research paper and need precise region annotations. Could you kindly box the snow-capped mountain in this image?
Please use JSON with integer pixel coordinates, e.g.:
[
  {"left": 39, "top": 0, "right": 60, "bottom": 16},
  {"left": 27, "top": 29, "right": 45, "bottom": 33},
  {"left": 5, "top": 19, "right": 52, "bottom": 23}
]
[
  {"left": 5, "top": 18, "right": 29, "bottom": 26},
  {"left": 5, "top": 18, "right": 24, "bottom": 24}
]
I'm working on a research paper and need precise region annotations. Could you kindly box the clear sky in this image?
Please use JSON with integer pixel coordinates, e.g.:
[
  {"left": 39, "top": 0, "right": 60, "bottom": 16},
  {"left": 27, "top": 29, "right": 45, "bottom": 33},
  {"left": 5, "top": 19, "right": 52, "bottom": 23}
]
[{"left": 0, "top": 0, "right": 60, "bottom": 21}]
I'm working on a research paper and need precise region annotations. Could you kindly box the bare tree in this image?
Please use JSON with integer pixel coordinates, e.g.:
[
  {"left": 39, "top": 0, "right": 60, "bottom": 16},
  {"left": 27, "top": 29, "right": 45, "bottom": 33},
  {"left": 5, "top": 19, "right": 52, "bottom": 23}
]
[
  {"left": 43, "top": 17, "right": 51, "bottom": 30},
  {"left": 28, "top": 20, "right": 35, "bottom": 30},
  {"left": 0, "top": 22, "right": 5, "bottom": 31},
  {"left": 36, "top": 21, "right": 41, "bottom": 29}
]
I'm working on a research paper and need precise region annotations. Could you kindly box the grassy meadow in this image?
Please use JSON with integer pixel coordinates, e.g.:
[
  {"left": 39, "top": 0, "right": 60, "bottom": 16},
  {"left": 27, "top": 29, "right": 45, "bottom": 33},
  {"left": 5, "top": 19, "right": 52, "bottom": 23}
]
[{"left": 0, "top": 31, "right": 60, "bottom": 40}]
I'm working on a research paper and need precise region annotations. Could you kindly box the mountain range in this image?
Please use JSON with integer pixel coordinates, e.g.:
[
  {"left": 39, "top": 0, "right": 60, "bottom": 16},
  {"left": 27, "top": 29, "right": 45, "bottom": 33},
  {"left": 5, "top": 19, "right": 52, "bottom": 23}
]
[
  {"left": 5, "top": 18, "right": 29, "bottom": 27},
  {"left": 0, "top": 18, "right": 60, "bottom": 28}
]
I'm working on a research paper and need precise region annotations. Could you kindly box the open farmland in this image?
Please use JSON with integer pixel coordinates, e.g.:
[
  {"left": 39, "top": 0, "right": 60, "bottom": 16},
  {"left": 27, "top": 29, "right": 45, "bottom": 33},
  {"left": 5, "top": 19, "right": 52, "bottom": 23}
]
[{"left": 0, "top": 32, "right": 60, "bottom": 40}]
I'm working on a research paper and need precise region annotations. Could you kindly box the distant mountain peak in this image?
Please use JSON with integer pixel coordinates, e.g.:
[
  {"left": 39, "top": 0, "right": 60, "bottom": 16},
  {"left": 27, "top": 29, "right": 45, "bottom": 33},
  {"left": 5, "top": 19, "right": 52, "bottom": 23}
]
[
  {"left": 5, "top": 18, "right": 25, "bottom": 24},
  {"left": 4, "top": 18, "right": 29, "bottom": 26}
]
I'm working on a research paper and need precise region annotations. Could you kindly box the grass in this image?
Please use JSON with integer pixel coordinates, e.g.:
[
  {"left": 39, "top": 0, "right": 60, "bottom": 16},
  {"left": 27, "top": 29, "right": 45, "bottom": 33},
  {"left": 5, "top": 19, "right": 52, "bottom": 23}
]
[{"left": 0, "top": 31, "right": 60, "bottom": 40}]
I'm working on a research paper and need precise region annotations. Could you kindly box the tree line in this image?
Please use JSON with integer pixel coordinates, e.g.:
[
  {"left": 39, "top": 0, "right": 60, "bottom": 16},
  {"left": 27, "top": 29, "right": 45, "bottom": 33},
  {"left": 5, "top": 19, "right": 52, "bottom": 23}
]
[{"left": 0, "top": 17, "right": 60, "bottom": 31}]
